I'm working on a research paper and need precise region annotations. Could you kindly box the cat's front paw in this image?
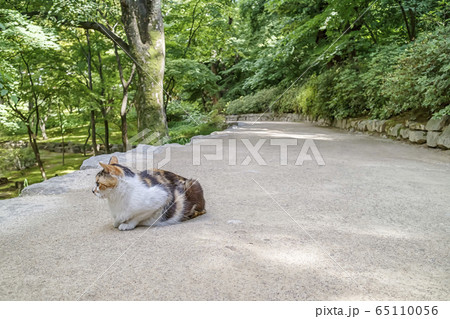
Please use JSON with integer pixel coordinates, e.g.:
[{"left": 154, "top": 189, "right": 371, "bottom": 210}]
[
  {"left": 113, "top": 221, "right": 120, "bottom": 228},
  {"left": 118, "top": 223, "right": 136, "bottom": 231}
]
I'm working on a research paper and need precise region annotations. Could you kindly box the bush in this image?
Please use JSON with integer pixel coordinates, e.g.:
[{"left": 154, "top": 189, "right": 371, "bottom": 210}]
[
  {"left": 167, "top": 100, "right": 226, "bottom": 144},
  {"left": 290, "top": 25, "right": 449, "bottom": 120},
  {"left": 272, "top": 85, "right": 300, "bottom": 113},
  {"left": 382, "top": 25, "right": 450, "bottom": 118},
  {"left": 225, "top": 87, "right": 282, "bottom": 114},
  {"left": 360, "top": 44, "right": 403, "bottom": 119},
  {"left": 166, "top": 100, "right": 208, "bottom": 123},
  {"left": 0, "top": 147, "right": 36, "bottom": 172}
]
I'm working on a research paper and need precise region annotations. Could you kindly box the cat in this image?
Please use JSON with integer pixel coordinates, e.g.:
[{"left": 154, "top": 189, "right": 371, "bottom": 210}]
[{"left": 92, "top": 156, "right": 206, "bottom": 230}]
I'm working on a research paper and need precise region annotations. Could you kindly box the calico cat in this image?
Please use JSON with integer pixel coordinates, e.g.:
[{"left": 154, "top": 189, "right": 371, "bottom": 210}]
[{"left": 92, "top": 156, "right": 206, "bottom": 230}]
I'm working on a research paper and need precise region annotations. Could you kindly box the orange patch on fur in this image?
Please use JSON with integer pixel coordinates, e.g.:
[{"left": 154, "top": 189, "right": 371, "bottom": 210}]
[{"left": 96, "top": 174, "right": 118, "bottom": 190}]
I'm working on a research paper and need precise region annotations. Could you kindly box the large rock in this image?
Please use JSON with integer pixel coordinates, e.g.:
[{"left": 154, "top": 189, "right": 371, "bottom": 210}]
[
  {"left": 427, "top": 131, "right": 441, "bottom": 148},
  {"left": 20, "top": 170, "right": 96, "bottom": 196},
  {"left": 79, "top": 143, "right": 185, "bottom": 170},
  {"left": 357, "top": 120, "right": 368, "bottom": 131},
  {"left": 375, "top": 120, "right": 387, "bottom": 133},
  {"left": 399, "top": 128, "right": 409, "bottom": 139},
  {"left": 334, "top": 119, "right": 343, "bottom": 129},
  {"left": 388, "top": 124, "right": 403, "bottom": 137},
  {"left": 437, "top": 125, "right": 450, "bottom": 149},
  {"left": 316, "top": 118, "right": 331, "bottom": 126},
  {"left": 426, "top": 115, "right": 449, "bottom": 131},
  {"left": 408, "top": 131, "right": 427, "bottom": 144},
  {"left": 408, "top": 122, "right": 426, "bottom": 131},
  {"left": 366, "top": 120, "right": 376, "bottom": 132}
]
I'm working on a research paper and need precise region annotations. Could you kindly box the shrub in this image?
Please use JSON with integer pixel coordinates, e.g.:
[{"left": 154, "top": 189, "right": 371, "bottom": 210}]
[
  {"left": 167, "top": 100, "right": 226, "bottom": 144},
  {"left": 272, "top": 85, "right": 300, "bottom": 113},
  {"left": 225, "top": 87, "right": 282, "bottom": 114},
  {"left": 382, "top": 25, "right": 450, "bottom": 117},
  {"left": 360, "top": 44, "right": 404, "bottom": 119},
  {"left": 0, "top": 147, "right": 36, "bottom": 172}
]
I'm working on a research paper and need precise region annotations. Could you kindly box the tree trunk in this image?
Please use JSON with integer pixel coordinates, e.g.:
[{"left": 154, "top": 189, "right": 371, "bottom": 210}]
[
  {"left": 101, "top": 109, "right": 110, "bottom": 153},
  {"left": 90, "top": 110, "right": 98, "bottom": 155},
  {"left": 57, "top": 104, "right": 65, "bottom": 165},
  {"left": 26, "top": 124, "right": 46, "bottom": 181},
  {"left": 397, "top": 0, "right": 413, "bottom": 41},
  {"left": 85, "top": 29, "right": 98, "bottom": 155},
  {"left": 113, "top": 42, "right": 135, "bottom": 151},
  {"left": 121, "top": 112, "right": 128, "bottom": 150},
  {"left": 39, "top": 115, "right": 48, "bottom": 140},
  {"left": 120, "top": 0, "right": 168, "bottom": 138},
  {"left": 408, "top": 8, "right": 416, "bottom": 41},
  {"left": 97, "top": 50, "right": 110, "bottom": 154}
]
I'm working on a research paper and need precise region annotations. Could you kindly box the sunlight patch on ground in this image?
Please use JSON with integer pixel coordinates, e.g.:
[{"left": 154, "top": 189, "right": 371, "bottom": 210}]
[{"left": 251, "top": 245, "right": 326, "bottom": 267}]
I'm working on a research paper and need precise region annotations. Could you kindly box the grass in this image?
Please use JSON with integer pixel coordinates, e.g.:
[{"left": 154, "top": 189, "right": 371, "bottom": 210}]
[{"left": 0, "top": 151, "right": 88, "bottom": 200}]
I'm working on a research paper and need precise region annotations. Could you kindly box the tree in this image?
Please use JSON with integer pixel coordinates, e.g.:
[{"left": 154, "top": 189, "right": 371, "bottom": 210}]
[
  {"left": 71, "top": 0, "right": 168, "bottom": 137},
  {"left": 0, "top": 8, "right": 62, "bottom": 181},
  {"left": 113, "top": 42, "right": 136, "bottom": 150}
]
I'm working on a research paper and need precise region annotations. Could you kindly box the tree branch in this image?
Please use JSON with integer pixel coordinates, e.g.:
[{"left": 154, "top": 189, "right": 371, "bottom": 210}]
[{"left": 77, "top": 21, "right": 130, "bottom": 52}]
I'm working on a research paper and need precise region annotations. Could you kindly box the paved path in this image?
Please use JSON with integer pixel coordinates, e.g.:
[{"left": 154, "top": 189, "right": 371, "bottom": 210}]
[{"left": 1, "top": 122, "right": 449, "bottom": 300}]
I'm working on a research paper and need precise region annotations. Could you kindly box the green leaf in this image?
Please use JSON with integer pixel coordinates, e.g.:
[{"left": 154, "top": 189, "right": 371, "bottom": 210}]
[{"left": 0, "top": 89, "right": 8, "bottom": 96}]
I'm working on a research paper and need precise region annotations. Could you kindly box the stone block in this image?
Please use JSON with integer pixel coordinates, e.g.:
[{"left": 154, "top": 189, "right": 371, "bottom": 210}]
[
  {"left": 409, "top": 131, "right": 427, "bottom": 144},
  {"left": 388, "top": 124, "right": 403, "bottom": 137},
  {"left": 426, "top": 115, "right": 449, "bottom": 131},
  {"left": 399, "top": 128, "right": 409, "bottom": 139},
  {"left": 437, "top": 125, "right": 450, "bottom": 149},
  {"left": 427, "top": 131, "right": 440, "bottom": 148},
  {"left": 408, "top": 122, "right": 426, "bottom": 131}
]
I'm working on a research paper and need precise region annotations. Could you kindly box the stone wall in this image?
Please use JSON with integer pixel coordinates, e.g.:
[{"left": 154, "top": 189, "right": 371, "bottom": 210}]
[
  {"left": 37, "top": 142, "right": 125, "bottom": 154},
  {"left": 226, "top": 113, "right": 450, "bottom": 150}
]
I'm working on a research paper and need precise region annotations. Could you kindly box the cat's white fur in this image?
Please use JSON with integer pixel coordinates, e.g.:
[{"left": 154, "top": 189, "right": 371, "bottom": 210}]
[{"left": 94, "top": 174, "right": 171, "bottom": 230}]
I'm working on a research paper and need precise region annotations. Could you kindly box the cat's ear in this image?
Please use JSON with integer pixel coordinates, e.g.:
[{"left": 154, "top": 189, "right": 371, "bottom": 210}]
[
  {"left": 109, "top": 156, "right": 118, "bottom": 165},
  {"left": 99, "top": 162, "right": 110, "bottom": 172},
  {"left": 99, "top": 162, "right": 123, "bottom": 176}
]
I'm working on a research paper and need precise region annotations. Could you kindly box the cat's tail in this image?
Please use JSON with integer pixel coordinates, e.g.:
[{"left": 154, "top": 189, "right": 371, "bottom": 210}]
[{"left": 182, "top": 179, "right": 206, "bottom": 220}]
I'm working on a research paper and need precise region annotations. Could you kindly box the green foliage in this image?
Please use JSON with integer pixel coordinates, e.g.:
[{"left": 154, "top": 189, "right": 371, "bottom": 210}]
[
  {"left": 282, "top": 25, "right": 450, "bottom": 120},
  {"left": 225, "top": 87, "right": 281, "bottom": 114},
  {"left": 0, "top": 147, "right": 36, "bottom": 171},
  {"left": 382, "top": 25, "right": 450, "bottom": 117},
  {"left": 167, "top": 100, "right": 225, "bottom": 144},
  {"left": 165, "top": 59, "right": 220, "bottom": 101}
]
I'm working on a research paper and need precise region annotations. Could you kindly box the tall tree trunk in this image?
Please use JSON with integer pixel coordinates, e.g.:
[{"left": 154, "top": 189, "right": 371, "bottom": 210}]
[
  {"left": 101, "top": 108, "right": 110, "bottom": 153},
  {"left": 90, "top": 110, "right": 97, "bottom": 155},
  {"left": 97, "top": 51, "right": 110, "bottom": 154},
  {"left": 120, "top": 0, "right": 168, "bottom": 138},
  {"left": 57, "top": 103, "right": 65, "bottom": 165},
  {"left": 397, "top": 0, "right": 413, "bottom": 41},
  {"left": 408, "top": 8, "right": 416, "bottom": 41},
  {"left": 120, "top": 88, "right": 130, "bottom": 151},
  {"left": 85, "top": 29, "right": 98, "bottom": 155},
  {"left": 121, "top": 112, "right": 128, "bottom": 150},
  {"left": 20, "top": 53, "right": 47, "bottom": 181},
  {"left": 113, "top": 42, "right": 136, "bottom": 151},
  {"left": 26, "top": 124, "right": 46, "bottom": 181}
]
